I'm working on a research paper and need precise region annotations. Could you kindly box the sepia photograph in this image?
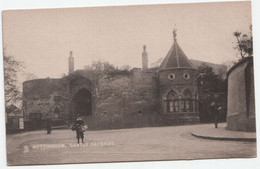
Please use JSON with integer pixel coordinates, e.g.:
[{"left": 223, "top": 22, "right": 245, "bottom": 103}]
[{"left": 1, "top": 0, "right": 257, "bottom": 167}]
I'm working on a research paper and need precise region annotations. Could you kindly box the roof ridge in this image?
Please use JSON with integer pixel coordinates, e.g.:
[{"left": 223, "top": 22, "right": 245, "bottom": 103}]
[
  {"left": 176, "top": 42, "right": 194, "bottom": 68},
  {"left": 175, "top": 40, "right": 180, "bottom": 68}
]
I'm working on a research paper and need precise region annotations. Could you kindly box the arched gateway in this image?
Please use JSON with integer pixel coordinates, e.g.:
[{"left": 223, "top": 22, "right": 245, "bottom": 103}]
[
  {"left": 72, "top": 88, "right": 92, "bottom": 117},
  {"left": 68, "top": 75, "right": 93, "bottom": 119}
]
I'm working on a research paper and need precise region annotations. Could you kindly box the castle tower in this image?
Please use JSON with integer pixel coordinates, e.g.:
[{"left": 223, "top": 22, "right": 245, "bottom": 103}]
[
  {"left": 142, "top": 45, "right": 148, "bottom": 70},
  {"left": 68, "top": 51, "right": 74, "bottom": 74},
  {"left": 158, "top": 29, "right": 199, "bottom": 123}
]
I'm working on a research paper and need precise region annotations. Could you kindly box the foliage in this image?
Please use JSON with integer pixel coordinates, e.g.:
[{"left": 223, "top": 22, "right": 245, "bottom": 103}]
[
  {"left": 60, "top": 73, "right": 67, "bottom": 78},
  {"left": 84, "top": 60, "right": 116, "bottom": 72},
  {"left": 197, "top": 63, "right": 226, "bottom": 94},
  {"left": 197, "top": 63, "right": 227, "bottom": 123},
  {"left": 84, "top": 60, "right": 131, "bottom": 77},
  {"left": 107, "top": 69, "right": 131, "bottom": 77},
  {"left": 4, "top": 53, "right": 24, "bottom": 105},
  {"left": 233, "top": 25, "right": 253, "bottom": 59},
  {"left": 221, "top": 60, "right": 237, "bottom": 71},
  {"left": 120, "top": 65, "right": 131, "bottom": 71},
  {"left": 25, "top": 73, "right": 38, "bottom": 81}
]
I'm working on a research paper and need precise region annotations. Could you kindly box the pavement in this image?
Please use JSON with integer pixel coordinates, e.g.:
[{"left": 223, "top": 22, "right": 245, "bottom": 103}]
[
  {"left": 191, "top": 123, "right": 257, "bottom": 142},
  {"left": 6, "top": 123, "right": 257, "bottom": 166}
]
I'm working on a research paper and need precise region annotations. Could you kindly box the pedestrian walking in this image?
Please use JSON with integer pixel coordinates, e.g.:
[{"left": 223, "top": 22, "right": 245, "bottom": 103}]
[
  {"left": 46, "top": 115, "right": 52, "bottom": 134},
  {"left": 210, "top": 101, "right": 221, "bottom": 128}
]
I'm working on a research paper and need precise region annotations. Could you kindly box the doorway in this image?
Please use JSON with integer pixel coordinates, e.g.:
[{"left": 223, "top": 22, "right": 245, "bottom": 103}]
[{"left": 72, "top": 88, "right": 92, "bottom": 117}]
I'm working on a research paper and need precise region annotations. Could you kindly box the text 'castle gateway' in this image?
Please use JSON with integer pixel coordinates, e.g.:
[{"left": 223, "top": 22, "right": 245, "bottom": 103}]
[{"left": 22, "top": 30, "right": 200, "bottom": 130}]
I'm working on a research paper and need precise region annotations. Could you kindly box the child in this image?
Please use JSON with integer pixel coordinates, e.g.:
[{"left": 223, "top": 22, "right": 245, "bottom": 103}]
[{"left": 75, "top": 114, "right": 84, "bottom": 143}]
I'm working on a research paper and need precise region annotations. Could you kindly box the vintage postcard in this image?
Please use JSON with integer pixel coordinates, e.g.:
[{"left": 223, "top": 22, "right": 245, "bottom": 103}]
[{"left": 2, "top": 1, "right": 256, "bottom": 166}]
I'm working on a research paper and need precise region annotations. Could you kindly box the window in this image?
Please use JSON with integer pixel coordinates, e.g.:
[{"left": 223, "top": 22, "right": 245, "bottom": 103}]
[
  {"left": 181, "top": 90, "right": 193, "bottom": 112},
  {"left": 183, "top": 73, "right": 190, "bottom": 80},
  {"left": 167, "top": 90, "right": 179, "bottom": 113},
  {"left": 169, "top": 101, "right": 174, "bottom": 112},
  {"left": 168, "top": 73, "right": 175, "bottom": 80}
]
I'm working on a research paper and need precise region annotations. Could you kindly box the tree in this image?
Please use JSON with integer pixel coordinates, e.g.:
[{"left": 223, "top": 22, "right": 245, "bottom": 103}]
[
  {"left": 197, "top": 63, "right": 220, "bottom": 93},
  {"left": 4, "top": 52, "right": 24, "bottom": 105},
  {"left": 84, "top": 60, "right": 131, "bottom": 78},
  {"left": 197, "top": 63, "right": 227, "bottom": 123},
  {"left": 120, "top": 65, "right": 131, "bottom": 71},
  {"left": 84, "top": 60, "right": 116, "bottom": 72},
  {"left": 233, "top": 25, "right": 253, "bottom": 59},
  {"left": 83, "top": 60, "right": 114, "bottom": 78}
]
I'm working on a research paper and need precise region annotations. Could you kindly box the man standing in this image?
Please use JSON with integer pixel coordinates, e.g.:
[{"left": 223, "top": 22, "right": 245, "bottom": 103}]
[
  {"left": 46, "top": 115, "right": 52, "bottom": 134},
  {"left": 211, "top": 101, "right": 221, "bottom": 128}
]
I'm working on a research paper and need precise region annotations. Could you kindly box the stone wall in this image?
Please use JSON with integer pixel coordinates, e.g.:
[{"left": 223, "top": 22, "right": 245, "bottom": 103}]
[
  {"left": 95, "top": 69, "right": 158, "bottom": 117},
  {"left": 22, "top": 67, "right": 201, "bottom": 130},
  {"left": 23, "top": 78, "right": 67, "bottom": 120},
  {"left": 22, "top": 70, "right": 159, "bottom": 130},
  {"left": 23, "top": 78, "right": 70, "bottom": 129},
  {"left": 226, "top": 57, "right": 255, "bottom": 132}
]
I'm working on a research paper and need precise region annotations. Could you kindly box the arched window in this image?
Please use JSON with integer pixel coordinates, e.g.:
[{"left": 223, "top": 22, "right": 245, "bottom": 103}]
[
  {"left": 180, "top": 90, "right": 193, "bottom": 112},
  {"left": 167, "top": 90, "right": 179, "bottom": 113}
]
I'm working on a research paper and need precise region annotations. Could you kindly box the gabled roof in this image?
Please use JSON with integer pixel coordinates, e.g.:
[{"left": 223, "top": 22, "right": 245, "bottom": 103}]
[
  {"left": 160, "top": 30, "right": 194, "bottom": 69},
  {"left": 6, "top": 104, "right": 21, "bottom": 115}
]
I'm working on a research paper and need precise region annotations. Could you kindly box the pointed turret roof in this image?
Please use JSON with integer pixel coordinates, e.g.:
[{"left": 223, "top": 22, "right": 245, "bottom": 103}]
[{"left": 160, "top": 29, "right": 194, "bottom": 69}]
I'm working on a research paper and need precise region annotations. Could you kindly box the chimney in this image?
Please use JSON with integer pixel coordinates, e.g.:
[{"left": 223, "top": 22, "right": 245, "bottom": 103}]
[
  {"left": 68, "top": 51, "right": 74, "bottom": 74},
  {"left": 142, "top": 45, "right": 148, "bottom": 70}
]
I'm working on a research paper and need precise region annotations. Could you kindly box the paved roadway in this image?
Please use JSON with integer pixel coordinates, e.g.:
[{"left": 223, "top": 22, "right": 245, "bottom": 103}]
[{"left": 6, "top": 124, "right": 256, "bottom": 165}]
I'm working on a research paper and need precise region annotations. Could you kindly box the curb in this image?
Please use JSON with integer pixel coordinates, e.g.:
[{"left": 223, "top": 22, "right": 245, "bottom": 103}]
[{"left": 191, "top": 132, "right": 256, "bottom": 142}]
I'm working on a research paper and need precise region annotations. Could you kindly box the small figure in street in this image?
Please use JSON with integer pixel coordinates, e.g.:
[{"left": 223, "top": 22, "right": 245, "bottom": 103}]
[
  {"left": 75, "top": 114, "right": 85, "bottom": 143},
  {"left": 210, "top": 101, "right": 222, "bottom": 128},
  {"left": 46, "top": 115, "right": 52, "bottom": 134}
]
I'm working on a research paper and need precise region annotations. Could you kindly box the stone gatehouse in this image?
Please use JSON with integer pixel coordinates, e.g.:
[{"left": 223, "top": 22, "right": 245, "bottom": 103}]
[{"left": 22, "top": 30, "right": 200, "bottom": 130}]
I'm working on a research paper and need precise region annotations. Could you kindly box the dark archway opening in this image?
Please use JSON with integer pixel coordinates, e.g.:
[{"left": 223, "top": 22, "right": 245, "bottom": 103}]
[{"left": 72, "top": 88, "right": 92, "bottom": 117}]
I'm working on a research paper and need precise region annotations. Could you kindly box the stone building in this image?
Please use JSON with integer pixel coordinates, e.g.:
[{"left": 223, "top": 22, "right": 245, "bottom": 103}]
[
  {"left": 22, "top": 30, "right": 199, "bottom": 130},
  {"left": 6, "top": 104, "right": 23, "bottom": 133},
  {"left": 158, "top": 29, "right": 199, "bottom": 118},
  {"left": 226, "top": 57, "right": 255, "bottom": 132}
]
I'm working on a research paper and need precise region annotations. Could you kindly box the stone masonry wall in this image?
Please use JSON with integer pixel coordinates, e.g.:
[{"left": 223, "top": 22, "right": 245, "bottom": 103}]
[
  {"left": 226, "top": 57, "right": 255, "bottom": 132},
  {"left": 96, "top": 70, "right": 158, "bottom": 117},
  {"left": 23, "top": 78, "right": 69, "bottom": 123},
  {"left": 22, "top": 68, "right": 202, "bottom": 130}
]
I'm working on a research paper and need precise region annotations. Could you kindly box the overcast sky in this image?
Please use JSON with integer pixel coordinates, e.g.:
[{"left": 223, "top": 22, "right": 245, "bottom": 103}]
[{"left": 2, "top": 1, "right": 252, "bottom": 79}]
